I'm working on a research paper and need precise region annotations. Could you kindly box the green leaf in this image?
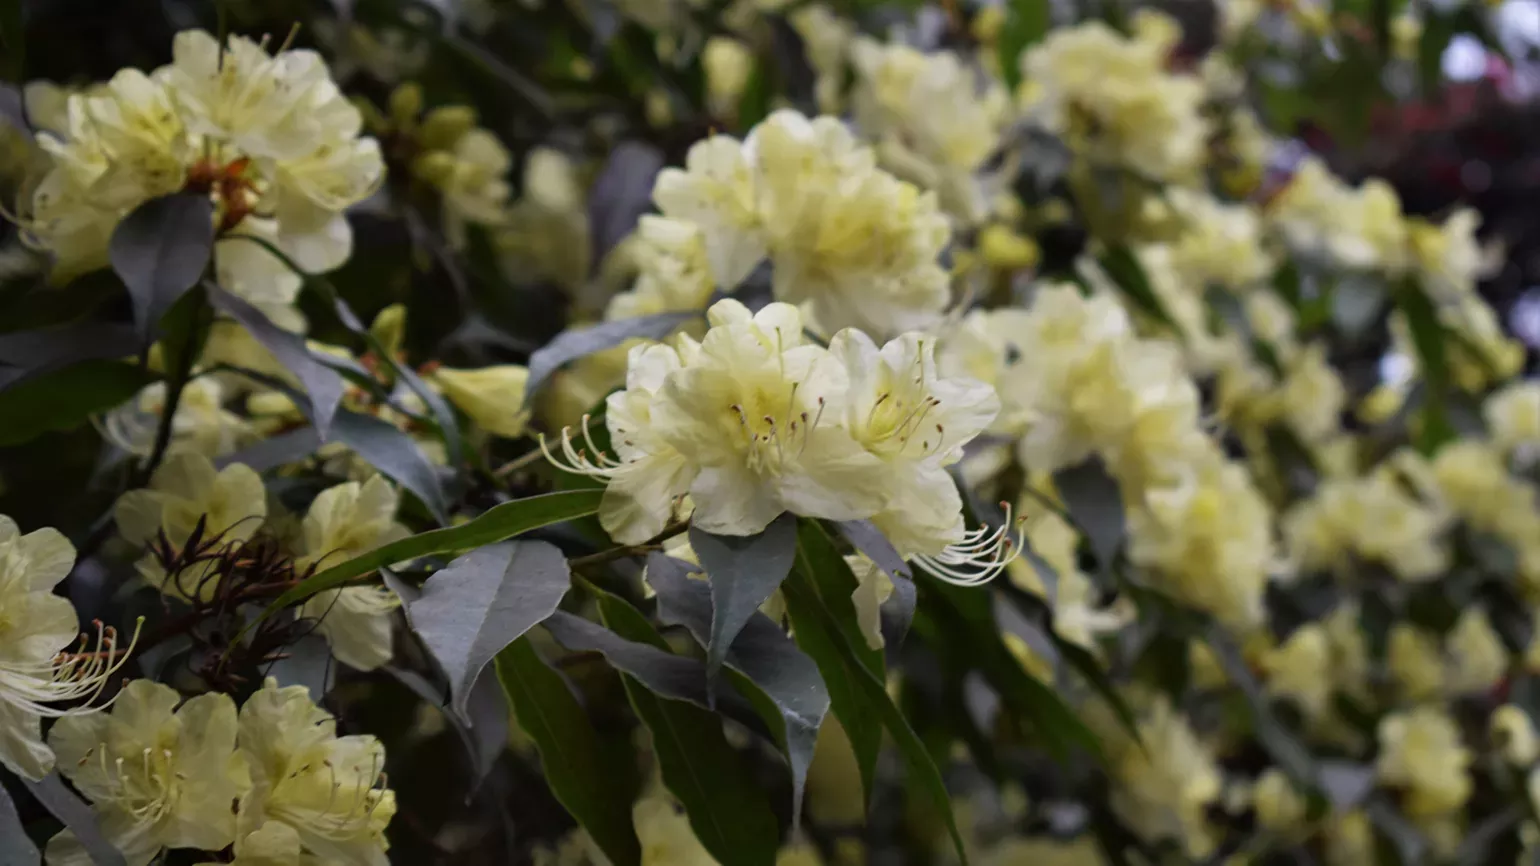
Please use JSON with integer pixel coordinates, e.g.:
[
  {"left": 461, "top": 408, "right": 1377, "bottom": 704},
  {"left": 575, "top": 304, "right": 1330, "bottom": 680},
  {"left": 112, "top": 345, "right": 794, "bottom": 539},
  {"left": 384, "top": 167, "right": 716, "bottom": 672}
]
[
  {"left": 782, "top": 567, "right": 971, "bottom": 865},
  {"left": 649, "top": 553, "right": 830, "bottom": 826},
  {"left": 1052, "top": 457, "right": 1125, "bottom": 579},
  {"left": 256, "top": 489, "right": 603, "bottom": 619},
  {"left": 997, "top": 0, "right": 1049, "bottom": 91},
  {"left": 925, "top": 580, "right": 1104, "bottom": 760},
  {"left": 330, "top": 409, "right": 450, "bottom": 524},
  {"left": 594, "top": 592, "right": 781, "bottom": 866},
  {"left": 206, "top": 284, "right": 344, "bottom": 438},
  {"left": 0, "top": 361, "right": 158, "bottom": 446},
  {"left": 410, "top": 540, "right": 572, "bottom": 723},
  {"left": 689, "top": 514, "right": 797, "bottom": 688},
  {"left": 1098, "top": 245, "right": 1177, "bottom": 331},
  {"left": 523, "top": 312, "right": 699, "bottom": 408},
  {"left": 496, "top": 637, "right": 642, "bottom": 866},
  {"left": 23, "top": 773, "right": 126, "bottom": 866},
  {"left": 108, "top": 193, "right": 215, "bottom": 344},
  {"left": 1396, "top": 282, "right": 1455, "bottom": 453},
  {"left": 785, "top": 520, "right": 882, "bottom": 805},
  {"left": 0, "top": 775, "right": 39, "bottom": 865}
]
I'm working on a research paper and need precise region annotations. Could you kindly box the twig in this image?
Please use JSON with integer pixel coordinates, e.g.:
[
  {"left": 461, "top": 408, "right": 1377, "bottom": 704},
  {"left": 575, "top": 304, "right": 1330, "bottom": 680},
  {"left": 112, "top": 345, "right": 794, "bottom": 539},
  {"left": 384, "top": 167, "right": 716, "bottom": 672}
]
[
  {"left": 566, "top": 519, "right": 690, "bottom": 569},
  {"left": 493, "top": 448, "right": 549, "bottom": 479}
]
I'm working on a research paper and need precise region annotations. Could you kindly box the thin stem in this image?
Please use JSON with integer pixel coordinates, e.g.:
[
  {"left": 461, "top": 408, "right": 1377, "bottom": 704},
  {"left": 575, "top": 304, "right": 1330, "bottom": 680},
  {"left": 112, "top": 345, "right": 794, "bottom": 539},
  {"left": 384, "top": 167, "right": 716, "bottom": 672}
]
[
  {"left": 136, "top": 290, "right": 211, "bottom": 485},
  {"left": 566, "top": 519, "right": 690, "bottom": 569},
  {"left": 493, "top": 448, "right": 549, "bottom": 479}
]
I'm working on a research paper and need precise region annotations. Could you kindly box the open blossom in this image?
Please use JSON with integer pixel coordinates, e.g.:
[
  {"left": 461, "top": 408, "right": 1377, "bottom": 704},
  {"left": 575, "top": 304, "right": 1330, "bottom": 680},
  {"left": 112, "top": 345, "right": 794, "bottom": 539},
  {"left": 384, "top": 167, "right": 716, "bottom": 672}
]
[
  {"left": 848, "top": 37, "right": 1007, "bottom": 223},
  {"left": 237, "top": 679, "right": 395, "bottom": 865},
  {"left": 47, "top": 680, "right": 249, "bottom": 866},
  {"left": 20, "top": 29, "right": 382, "bottom": 316},
  {"left": 547, "top": 299, "right": 1017, "bottom": 582},
  {"left": 1019, "top": 11, "right": 1208, "bottom": 182},
  {"left": 831, "top": 328, "right": 999, "bottom": 561},
  {"left": 114, "top": 451, "right": 268, "bottom": 601},
  {"left": 296, "top": 476, "right": 409, "bottom": 671},
  {"left": 0, "top": 517, "right": 131, "bottom": 781},
  {"left": 1376, "top": 706, "right": 1472, "bottom": 818},
  {"left": 652, "top": 110, "right": 953, "bottom": 338}
]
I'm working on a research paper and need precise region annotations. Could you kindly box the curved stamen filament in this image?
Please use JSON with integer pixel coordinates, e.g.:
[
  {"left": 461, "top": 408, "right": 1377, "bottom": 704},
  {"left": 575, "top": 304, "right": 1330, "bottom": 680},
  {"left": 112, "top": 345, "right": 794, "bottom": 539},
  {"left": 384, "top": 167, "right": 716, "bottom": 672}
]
[
  {"left": 0, "top": 618, "right": 142, "bottom": 718},
  {"left": 538, "top": 415, "right": 626, "bottom": 479},
  {"left": 914, "top": 503, "right": 1027, "bottom": 587}
]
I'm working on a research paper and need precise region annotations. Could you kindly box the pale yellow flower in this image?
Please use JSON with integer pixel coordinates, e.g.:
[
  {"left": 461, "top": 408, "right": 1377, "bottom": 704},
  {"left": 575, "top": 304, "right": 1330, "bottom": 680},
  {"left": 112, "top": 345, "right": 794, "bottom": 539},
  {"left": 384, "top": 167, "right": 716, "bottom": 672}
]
[
  {"left": 237, "top": 679, "right": 395, "bottom": 865},
  {"left": 295, "top": 476, "right": 409, "bottom": 671},
  {"left": 1376, "top": 706, "right": 1471, "bottom": 818},
  {"left": 114, "top": 451, "right": 268, "bottom": 601},
  {"left": 47, "top": 680, "right": 249, "bottom": 866}
]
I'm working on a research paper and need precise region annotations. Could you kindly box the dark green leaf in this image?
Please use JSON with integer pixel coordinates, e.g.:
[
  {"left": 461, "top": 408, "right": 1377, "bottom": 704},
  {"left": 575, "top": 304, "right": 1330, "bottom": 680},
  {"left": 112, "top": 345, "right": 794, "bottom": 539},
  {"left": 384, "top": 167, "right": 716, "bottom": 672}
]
[
  {"left": 1317, "top": 760, "right": 1376, "bottom": 813},
  {"left": 331, "top": 410, "right": 449, "bottom": 523},
  {"left": 1053, "top": 457, "right": 1125, "bottom": 576},
  {"left": 524, "top": 312, "right": 699, "bottom": 407},
  {"left": 108, "top": 193, "right": 214, "bottom": 343},
  {"left": 782, "top": 568, "right": 970, "bottom": 865},
  {"left": 594, "top": 593, "right": 781, "bottom": 866},
  {"left": 215, "top": 427, "right": 322, "bottom": 472},
  {"left": 0, "top": 322, "right": 139, "bottom": 386},
  {"left": 997, "top": 0, "right": 1049, "bottom": 91},
  {"left": 23, "top": 773, "right": 126, "bottom": 866},
  {"left": 1099, "top": 246, "right": 1176, "bottom": 331},
  {"left": 649, "top": 553, "right": 829, "bottom": 824},
  {"left": 689, "top": 514, "right": 797, "bottom": 688},
  {"left": 496, "top": 637, "right": 642, "bottom": 866},
  {"left": 206, "top": 284, "right": 344, "bottom": 438},
  {"left": 587, "top": 141, "right": 664, "bottom": 266},
  {"left": 0, "top": 361, "right": 157, "bottom": 446},
  {"left": 786, "top": 520, "right": 882, "bottom": 804},
  {"left": 257, "top": 489, "right": 602, "bottom": 616},
  {"left": 1366, "top": 798, "right": 1427, "bottom": 865},
  {"left": 1205, "top": 626, "right": 1319, "bottom": 787},
  {"left": 542, "top": 611, "right": 767, "bottom": 733},
  {"left": 1396, "top": 283, "right": 1454, "bottom": 453},
  {"left": 410, "top": 540, "right": 571, "bottom": 722},
  {"left": 0, "top": 776, "right": 39, "bottom": 866}
]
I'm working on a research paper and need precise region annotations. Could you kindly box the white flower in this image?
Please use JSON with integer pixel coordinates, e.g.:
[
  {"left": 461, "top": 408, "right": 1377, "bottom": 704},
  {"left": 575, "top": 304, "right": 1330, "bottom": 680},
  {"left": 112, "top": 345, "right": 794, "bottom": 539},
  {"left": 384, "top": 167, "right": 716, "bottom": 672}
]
[
  {"left": 654, "top": 111, "right": 954, "bottom": 338},
  {"left": 21, "top": 29, "right": 382, "bottom": 306},
  {"left": 831, "top": 328, "right": 998, "bottom": 559},
  {"left": 295, "top": 476, "right": 409, "bottom": 671},
  {"left": 47, "top": 681, "right": 249, "bottom": 866},
  {"left": 0, "top": 518, "right": 132, "bottom": 781},
  {"left": 236, "top": 679, "right": 395, "bottom": 865}
]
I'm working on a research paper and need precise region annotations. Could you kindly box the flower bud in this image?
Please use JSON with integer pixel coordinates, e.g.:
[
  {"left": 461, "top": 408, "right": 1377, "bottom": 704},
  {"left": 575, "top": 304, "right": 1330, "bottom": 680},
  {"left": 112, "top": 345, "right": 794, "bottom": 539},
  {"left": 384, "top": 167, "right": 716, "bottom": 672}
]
[
  {"left": 431, "top": 365, "right": 532, "bottom": 438},
  {"left": 418, "top": 105, "right": 478, "bottom": 150},
  {"left": 412, "top": 150, "right": 459, "bottom": 186},
  {"left": 388, "top": 82, "right": 424, "bottom": 126},
  {"left": 369, "top": 303, "right": 408, "bottom": 360}
]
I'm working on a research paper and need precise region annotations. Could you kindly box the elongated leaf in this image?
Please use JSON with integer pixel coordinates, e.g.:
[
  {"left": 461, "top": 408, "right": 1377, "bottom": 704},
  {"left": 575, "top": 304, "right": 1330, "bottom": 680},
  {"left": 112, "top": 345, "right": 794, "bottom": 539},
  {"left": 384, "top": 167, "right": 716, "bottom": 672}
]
[
  {"left": 593, "top": 593, "right": 780, "bottom": 866},
  {"left": 649, "top": 553, "right": 829, "bottom": 824},
  {"left": 1053, "top": 458, "right": 1124, "bottom": 576},
  {"left": 1206, "top": 625, "right": 1318, "bottom": 787},
  {"left": 997, "top": 0, "right": 1049, "bottom": 91},
  {"left": 109, "top": 193, "right": 214, "bottom": 343},
  {"left": 588, "top": 141, "right": 664, "bottom": 266},
  {"left": 23, "top": 773, "right": 126, "bottom": 866},
  {"left": 331, "top": 410, "right": 449, "bottom": 523},
  {"left": 1317, "top": 760, "right": 1376, "bottom": 813},
  {"left": 496, "top": 637, "right": 642, "bottom": 866},
  {"left": 689, "top": 514, "right": 797, "bottom": 689},
  {"left": 1397, "top": 282, "right": 1455, "bottom": 453},
  {"left": 1098, "top": 246, "right": 1176, "bottom": 331},
  {"left": 0, "top": 777, "right": 40, "bottom": 866},
  {"left": 0, "top": 322, "right": 139, "bottom": 385},
  {"left": 206, "top": 284, "right": 344, "bottom": 438},
  {"left": 215, "top": 427, "right": 322, "bottom": 472},
  {"left": 786, "top": 521, "right": 882, "bottom": 805},
  {"left": 0, "top": 361, "right": 157, "bottom": 446},
  {"left": 258, "top": 489, "right": 602, "bottom": 617},
  {"left": 836, "top": 519, "right": 916, "bottom": 650},
  {"left": 542, "top": 611, "right": 766, "bottom": 734},
  {"left": 523, "top": 312, "right": 698, "bottom": 407},
  {"left": 782, "top": 569, "right": 969, "bottom": 865},
  {"left": 411, "top": 540, "right": 572, "bottom": 721}
]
